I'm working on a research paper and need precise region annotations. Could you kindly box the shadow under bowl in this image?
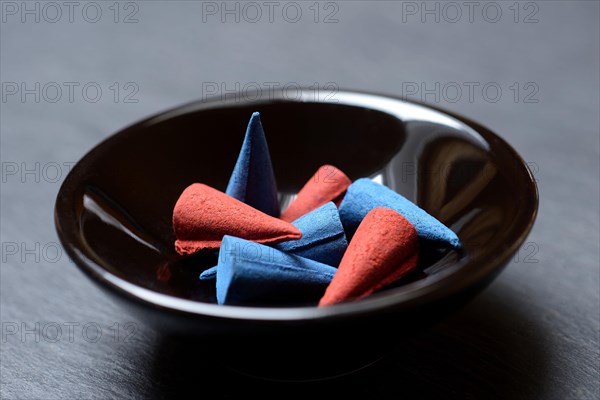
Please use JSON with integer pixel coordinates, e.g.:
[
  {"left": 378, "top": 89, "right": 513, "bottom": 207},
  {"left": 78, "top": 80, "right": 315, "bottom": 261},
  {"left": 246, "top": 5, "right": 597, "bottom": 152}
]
[{"left": 55, "top": 89, "right": 538, "bottom": 380}]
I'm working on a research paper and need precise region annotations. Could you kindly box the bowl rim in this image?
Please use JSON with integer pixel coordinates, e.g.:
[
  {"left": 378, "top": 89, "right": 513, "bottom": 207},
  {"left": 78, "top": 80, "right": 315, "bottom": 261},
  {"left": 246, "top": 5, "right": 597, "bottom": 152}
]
[{"left": 54, "top": 88, "right": 539, "bottom": 322}]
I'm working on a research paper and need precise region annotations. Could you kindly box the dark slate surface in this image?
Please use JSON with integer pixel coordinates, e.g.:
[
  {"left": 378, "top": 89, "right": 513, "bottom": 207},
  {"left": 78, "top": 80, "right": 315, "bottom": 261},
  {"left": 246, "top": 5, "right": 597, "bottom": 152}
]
[{"left": 1, "top": 1, "right": 598, "bottom": 399}]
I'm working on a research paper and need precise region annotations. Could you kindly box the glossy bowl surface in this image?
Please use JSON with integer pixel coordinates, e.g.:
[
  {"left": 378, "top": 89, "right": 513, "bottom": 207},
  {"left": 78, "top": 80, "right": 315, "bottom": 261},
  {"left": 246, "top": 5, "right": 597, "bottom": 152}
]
[{"left": 55, "top": 90, "right": 537, "bottom": 379}]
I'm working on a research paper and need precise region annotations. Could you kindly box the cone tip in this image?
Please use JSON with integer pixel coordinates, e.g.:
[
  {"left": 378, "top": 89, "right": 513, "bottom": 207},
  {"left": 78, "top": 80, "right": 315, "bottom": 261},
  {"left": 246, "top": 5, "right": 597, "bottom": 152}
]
[{"left": 249, "top": 111, "right": 262, "bottom": 125}]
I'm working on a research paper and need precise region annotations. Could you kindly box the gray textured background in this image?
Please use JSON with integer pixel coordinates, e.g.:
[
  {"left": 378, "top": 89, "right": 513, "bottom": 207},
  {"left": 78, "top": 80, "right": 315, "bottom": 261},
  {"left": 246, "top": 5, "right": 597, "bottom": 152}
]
[{"left": 1, "top": 1, "right": 599, "bottom": 399}]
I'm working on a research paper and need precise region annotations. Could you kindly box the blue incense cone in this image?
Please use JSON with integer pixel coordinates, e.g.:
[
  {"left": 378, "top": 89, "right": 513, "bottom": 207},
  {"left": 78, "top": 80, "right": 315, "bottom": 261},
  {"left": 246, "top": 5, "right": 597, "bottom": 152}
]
[
  {"left": 339, "top": 178, "right": 461, "bottom": 249},
  {"left": 275, "top": 202, "right": 347, "bottom": 266},
  {"left": 226, "top": 112, "right": 280, "bottom": 217},
  {"left": 199, "top": 266, "right": 218, "bottom": 281},
  {"left": 199, "top": 202, "right": 348, "bottom": 281},
  {"left": 215, "top": 235, "right": 337, "bottom": 305}
]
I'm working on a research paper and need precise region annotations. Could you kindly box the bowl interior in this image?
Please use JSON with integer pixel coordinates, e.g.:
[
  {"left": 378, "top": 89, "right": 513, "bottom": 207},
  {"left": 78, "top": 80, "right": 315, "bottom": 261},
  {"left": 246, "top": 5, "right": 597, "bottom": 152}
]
[{"left": 55, "top": 91, "right": 537, "bottom": 316}]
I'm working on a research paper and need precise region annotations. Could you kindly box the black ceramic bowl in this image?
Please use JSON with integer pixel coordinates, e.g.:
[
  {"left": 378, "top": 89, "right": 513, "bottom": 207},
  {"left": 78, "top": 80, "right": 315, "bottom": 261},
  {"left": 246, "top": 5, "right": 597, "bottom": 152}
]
[{"left": 55, "top": 89, "right": 538, "bottom": 380}]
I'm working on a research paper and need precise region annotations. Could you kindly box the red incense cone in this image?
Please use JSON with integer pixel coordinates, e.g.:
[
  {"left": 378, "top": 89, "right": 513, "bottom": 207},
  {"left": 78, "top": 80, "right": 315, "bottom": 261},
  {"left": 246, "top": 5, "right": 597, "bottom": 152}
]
[
  {"left": 319, "top": 207, "right": 419, "bottom": 306},
  {"left": 173, "top": 183, "right": 301, "bottom": 255},
  {"left": 280, "top": 165, "right": 351, "bottom": 222}
]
